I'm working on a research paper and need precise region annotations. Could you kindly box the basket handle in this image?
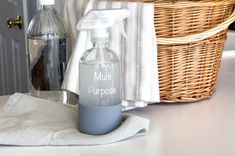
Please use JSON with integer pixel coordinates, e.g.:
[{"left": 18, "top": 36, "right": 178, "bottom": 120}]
[{"left": 157, "top": 9, "right": 235, "bottom": 45}]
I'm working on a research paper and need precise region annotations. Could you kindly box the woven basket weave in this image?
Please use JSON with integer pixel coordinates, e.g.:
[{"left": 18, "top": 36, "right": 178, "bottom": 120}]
[{"left": 126, "top": 0, "right": 235, "bottom": 102}]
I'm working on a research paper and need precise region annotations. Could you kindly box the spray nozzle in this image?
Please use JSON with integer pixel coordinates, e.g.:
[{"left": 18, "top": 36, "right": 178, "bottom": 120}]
[{"left": 77, "top": 9, "right": 130, "bottom": 42}]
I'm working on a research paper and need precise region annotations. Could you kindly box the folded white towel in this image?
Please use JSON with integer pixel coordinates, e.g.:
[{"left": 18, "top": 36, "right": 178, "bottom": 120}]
[
  {"left": 0, "top": 93, "right": 149, "bottom": 146},
  {"left": 62, "top": 0, "right": 160, "bottom": 108}
]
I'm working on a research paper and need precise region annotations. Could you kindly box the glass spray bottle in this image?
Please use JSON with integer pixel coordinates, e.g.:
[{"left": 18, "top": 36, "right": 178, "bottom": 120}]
[{"left": 77, "top": 9, "right": 130, "bottom": 135}]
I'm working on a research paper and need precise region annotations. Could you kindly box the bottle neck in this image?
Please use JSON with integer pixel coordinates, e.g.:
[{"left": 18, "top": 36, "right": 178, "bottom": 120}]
[
  {"left": 92, "top": 41, "right": 108, "bottom": 49},
  {"left": 41, "top": 5, "right": 56, "bottom": 11}
]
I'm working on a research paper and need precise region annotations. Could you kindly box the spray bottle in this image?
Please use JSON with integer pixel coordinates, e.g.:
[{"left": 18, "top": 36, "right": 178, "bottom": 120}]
[{"left": 77, "top": 9, "right": 130, "bottom": 135}]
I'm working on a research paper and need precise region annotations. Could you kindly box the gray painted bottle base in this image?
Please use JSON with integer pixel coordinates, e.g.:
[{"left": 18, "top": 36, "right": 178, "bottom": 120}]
[{"left": 78, "top": 104, "right": 122, "bottom": 135}]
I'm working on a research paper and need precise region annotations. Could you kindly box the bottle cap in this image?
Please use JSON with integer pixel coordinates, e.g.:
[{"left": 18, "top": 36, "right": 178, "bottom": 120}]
[{"left": 39, "top": 0, "right": 55, "bottom": 5}]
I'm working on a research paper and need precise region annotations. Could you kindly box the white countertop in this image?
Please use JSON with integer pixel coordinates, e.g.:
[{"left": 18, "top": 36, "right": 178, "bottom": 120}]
[{"left": 0, "top": 54, "right": 235, "bottom": 155}]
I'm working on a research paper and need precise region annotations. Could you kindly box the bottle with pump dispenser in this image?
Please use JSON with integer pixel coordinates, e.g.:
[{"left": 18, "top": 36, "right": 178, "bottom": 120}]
[
  {"left": 77, "top": 9, "right": 130, "bottom": 135},
  {"left": 27, "top": 0, "right": 77, "bottom": 104}
]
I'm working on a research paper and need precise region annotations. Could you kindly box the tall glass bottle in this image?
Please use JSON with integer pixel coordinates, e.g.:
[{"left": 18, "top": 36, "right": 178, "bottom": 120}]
[{"left": 27, "top": 0, "right": 77, "bottom": 104}]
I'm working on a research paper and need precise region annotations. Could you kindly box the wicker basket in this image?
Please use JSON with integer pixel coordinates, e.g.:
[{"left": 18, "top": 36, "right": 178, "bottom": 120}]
[{"left": 126, "top": 0, "right": 235, "bottom": 102}]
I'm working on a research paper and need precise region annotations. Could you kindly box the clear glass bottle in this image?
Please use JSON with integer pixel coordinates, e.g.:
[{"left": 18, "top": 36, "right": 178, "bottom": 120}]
[
  {"left": 79, "top": 38, "right": 122, "bottom": 135},
  {"left": 27, "top": 0, "right": 77, "bottom": 104},
  {"left": 79, "top": 41, "right": 121, "bottom": 107}
]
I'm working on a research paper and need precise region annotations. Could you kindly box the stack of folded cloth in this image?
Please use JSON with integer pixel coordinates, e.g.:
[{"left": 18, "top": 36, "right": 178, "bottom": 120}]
[{"left": 62, "top": 0, "right": 160, "bottom": 108}]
